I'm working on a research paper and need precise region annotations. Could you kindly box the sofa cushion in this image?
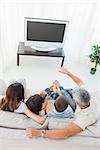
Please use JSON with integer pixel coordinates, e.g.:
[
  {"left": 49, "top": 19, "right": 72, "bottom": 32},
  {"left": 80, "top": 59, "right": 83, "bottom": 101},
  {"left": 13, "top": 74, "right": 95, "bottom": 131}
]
[
  {"left": 48, "top": 117, "right": 74, "bottom": 129},
  {"left": 0, "top": 110, "right": 48, "bottom": 130}
]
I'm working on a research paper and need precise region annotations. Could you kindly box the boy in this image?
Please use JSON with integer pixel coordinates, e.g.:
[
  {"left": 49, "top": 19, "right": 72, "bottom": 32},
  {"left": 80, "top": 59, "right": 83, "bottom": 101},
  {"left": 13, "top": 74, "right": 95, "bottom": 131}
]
[
  {"left": 26, "top": 93, "right": 73, "bottom": 118},
  {"left": 40, "top": 80, "right": 76, "bottom": 112}
]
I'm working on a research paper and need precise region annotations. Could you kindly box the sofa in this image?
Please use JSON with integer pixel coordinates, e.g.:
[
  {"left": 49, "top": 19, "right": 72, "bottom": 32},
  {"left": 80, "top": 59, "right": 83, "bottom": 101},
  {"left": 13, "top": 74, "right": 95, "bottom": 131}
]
[{"left": 0, "top": 79, "right": 100, "bottom": 150}]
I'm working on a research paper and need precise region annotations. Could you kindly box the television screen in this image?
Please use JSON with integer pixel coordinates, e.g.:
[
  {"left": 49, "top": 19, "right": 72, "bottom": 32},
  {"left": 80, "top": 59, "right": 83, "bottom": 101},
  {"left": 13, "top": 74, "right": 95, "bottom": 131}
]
[
  {"left": 27, "top": 21, "right": 66, "bottom": 42},
  {"left": 24, "top": 18, "right": 69, "bottom": 51}
]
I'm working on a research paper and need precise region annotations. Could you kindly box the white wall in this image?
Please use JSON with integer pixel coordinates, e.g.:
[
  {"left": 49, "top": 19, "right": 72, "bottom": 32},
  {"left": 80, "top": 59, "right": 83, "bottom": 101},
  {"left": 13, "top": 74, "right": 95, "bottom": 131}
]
[
  {"left": 0, "top": 0, "right": 100, "bottom": 74},
  {"left": 0, "top": 0, "right": 99, "bottom": 93}
]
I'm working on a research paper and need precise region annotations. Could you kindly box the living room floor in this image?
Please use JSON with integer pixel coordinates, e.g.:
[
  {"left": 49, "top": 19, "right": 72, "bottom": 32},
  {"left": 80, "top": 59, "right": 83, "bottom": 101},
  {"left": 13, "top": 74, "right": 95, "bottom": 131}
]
[{"left": 2, "top": 56, "right": 100, "bottom": 94}]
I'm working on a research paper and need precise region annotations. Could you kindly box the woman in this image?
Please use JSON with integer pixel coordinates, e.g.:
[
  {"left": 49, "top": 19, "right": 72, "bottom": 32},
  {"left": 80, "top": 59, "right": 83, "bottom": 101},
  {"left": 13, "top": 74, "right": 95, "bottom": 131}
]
[{"left": 0, "top": 82, "right": 46, "bottom": 125}]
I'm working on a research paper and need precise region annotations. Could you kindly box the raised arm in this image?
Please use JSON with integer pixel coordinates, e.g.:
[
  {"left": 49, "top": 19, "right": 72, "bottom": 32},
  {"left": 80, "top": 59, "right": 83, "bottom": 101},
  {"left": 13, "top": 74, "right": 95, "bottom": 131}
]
[{"left": 59, "top": 68, "right": 84, "bottom": 86}]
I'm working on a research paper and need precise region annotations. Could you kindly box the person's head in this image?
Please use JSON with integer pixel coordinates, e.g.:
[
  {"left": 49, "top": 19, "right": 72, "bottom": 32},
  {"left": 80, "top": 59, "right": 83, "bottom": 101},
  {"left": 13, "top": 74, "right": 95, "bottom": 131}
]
[
  {"left": 0, "top": 82, "right": 24, "bottom": 112},
  {"left": 26, "top": 94, "right": 43, "bottom": 115},
  {"left": 54, "top": 96, "right": 68, "bottom": 112},
  {"left": 72, "top": 88, "right": 90, "bottom": 108}
]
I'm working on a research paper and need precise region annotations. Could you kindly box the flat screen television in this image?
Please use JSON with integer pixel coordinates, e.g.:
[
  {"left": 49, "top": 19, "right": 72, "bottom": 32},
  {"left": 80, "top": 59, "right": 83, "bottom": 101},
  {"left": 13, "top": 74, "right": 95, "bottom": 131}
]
[{"left": 24, "top": 17, "right": 69, "bottom": 52}]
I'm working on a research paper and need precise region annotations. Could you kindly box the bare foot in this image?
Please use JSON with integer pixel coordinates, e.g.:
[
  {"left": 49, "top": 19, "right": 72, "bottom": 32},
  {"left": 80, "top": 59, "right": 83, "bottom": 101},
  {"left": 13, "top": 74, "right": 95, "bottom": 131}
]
[{"left": 53, "top": 80, "right": 60, "bottom": 87}]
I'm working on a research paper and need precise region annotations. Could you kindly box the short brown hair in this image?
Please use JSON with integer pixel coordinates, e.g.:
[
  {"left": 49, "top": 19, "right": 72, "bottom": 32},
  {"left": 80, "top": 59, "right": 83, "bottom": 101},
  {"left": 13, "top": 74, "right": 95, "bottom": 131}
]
[{"left": 54, "top": 96, "right": 68, "bottom": 112}]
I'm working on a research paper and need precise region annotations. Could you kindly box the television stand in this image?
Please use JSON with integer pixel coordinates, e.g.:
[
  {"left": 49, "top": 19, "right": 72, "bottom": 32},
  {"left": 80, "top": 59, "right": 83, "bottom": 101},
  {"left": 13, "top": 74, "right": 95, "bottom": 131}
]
[{"left": 17, "top": 42, "right": 65, "bottom": 67}]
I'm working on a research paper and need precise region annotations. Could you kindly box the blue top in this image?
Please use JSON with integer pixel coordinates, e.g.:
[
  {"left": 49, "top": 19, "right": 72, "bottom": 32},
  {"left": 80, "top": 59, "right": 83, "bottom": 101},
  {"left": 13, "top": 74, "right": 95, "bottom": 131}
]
[{"left": 47, "top": 105, "right": 73, "bottom": 118}]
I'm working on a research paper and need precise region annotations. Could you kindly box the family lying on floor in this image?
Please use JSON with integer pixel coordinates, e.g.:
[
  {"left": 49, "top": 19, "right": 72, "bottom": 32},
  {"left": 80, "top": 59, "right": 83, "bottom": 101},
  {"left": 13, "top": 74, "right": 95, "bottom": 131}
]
[{"left": 0, "top": 68, "right": 99, "bottom": 139}]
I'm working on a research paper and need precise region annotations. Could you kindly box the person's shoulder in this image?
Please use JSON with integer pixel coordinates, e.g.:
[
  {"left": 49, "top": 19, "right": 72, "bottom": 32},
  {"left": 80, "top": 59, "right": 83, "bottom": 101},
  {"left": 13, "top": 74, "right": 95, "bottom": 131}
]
[
  {"left": 73, "top": 101, "right": 99, "bottom": 130},
  {"left": 14, "top": 101, "right": 27, "bottom": 113}
]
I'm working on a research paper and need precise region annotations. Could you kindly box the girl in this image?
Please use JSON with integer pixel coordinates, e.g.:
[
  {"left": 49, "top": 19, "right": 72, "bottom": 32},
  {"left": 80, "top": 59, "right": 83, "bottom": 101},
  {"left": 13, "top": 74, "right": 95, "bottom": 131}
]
[{"left": 0, "top": 82, "right": 46, "bottom": 125}]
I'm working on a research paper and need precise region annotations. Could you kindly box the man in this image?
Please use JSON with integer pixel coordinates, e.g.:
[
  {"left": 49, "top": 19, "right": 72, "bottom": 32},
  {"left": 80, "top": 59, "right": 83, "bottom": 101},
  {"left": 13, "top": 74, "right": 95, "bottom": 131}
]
[{"left": 26, "top": 68, "right": 99, "bottom": 139}]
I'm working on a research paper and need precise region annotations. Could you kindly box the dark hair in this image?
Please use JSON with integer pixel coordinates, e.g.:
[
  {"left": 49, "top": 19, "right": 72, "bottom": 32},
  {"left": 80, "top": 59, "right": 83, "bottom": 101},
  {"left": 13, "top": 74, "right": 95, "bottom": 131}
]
[
  {"left": 0, "top": 82, "right": 24, "bottom": 112},
  {"left": 54, "top": 96, "right": 68, "bottom": 112},
  {"left": 26, "top": 94, "right": 43, "bottom": 115}
]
